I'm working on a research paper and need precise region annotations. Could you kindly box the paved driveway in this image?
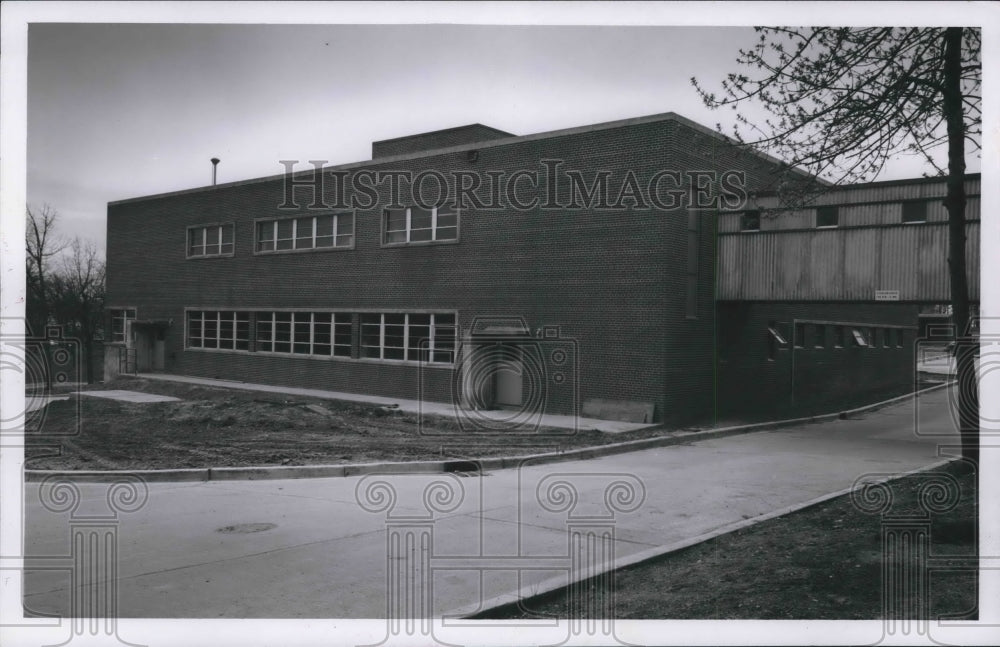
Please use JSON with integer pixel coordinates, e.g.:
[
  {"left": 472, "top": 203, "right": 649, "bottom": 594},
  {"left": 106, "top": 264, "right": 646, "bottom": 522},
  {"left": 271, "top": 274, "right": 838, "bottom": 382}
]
[{"left": 22, "top": 386, "right": 960, "bottom": 625}]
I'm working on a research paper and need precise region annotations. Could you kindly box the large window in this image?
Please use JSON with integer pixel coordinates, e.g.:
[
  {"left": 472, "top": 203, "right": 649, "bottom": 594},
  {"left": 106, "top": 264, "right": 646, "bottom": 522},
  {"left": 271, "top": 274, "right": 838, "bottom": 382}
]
[
  {"left": 255, "top": 311, "right": 351, "bottom": 357},
  {"left": 109, "top": 308, "right": 136, "bottom": 343},
  {"left": 256, "top": 213, "right": 354, "bottom": 252},
  {"left": 187, "top": 311, "right": 250, "bottom": 350},
  {"left": 188, "top": 224, "right": 235, "bottom": 258},
  {"left": 360, "top": 312, "right": 456, "bottom": 363},
  {"left": 383, "top": 206, "right": 458, "bottom": 245}
]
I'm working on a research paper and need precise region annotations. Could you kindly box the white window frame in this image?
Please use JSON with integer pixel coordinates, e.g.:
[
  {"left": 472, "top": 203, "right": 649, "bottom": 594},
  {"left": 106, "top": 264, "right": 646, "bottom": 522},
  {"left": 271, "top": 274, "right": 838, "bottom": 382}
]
[
  {"left": 186, "top": 310, "right": 250, "bottom": 351},
  {"left": 254, "top": 213, "right": 355, "bottom": 254},
  {"left": 382, "top": 206, "right": 460, "bottom": 246},
  {"left": 109, "top": 308, "right": 137, "bottom": 344},
  {"left": 254, "top": 311, "right": 352, "bottom": 358},
  {"left": 187, "top": 223, "right": 235, "bottom": 258},
  {"left": 359, "top": 312, "right": 456, "bottom": 364}
]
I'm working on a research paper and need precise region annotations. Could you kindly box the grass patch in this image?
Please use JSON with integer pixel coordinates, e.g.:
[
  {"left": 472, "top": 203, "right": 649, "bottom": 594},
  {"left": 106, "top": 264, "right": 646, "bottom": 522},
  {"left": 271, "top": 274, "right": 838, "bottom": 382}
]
[{"left": 475, "top": 462, "right": 977, "bottom": 620}]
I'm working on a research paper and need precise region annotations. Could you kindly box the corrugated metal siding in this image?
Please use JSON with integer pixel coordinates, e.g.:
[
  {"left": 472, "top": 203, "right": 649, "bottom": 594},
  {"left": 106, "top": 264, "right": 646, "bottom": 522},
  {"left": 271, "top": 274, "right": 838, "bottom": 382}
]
[{"left": 717, "top": 221, "right": 980, "bottom": 301}]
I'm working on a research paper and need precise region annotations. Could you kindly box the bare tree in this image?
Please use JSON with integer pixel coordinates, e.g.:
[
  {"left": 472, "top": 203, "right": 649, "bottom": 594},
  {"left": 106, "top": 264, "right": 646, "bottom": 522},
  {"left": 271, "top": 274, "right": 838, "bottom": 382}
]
[
  {"left": 26, "top": 204, "right": 68, "bottom": 336},
  {"left": 693, "top": 27, "right": 981, "bottom": 464},
  {"left": 50, "top": 238, "right": 106, "bottom": 384}
]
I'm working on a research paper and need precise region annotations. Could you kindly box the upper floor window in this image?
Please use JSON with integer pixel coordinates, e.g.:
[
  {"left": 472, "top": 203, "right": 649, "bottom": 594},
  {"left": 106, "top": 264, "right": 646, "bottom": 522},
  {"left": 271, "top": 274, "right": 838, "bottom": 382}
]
[
  {"left": 816, "top": 206, "right": 838, "bottom": 228},
  {"left": 256, "top": 213, "right": 354, "bottom": 253},
  {"left": 739, "top": 210, "right": 760, "bottom": 232},
  {"left": 383, "top": 206, "right": 459, "bottom": 245},
  {"left": 188, "top": 223, "right": 235, "bottom": 258},
  {"left": 109, "top": 308, "right": 136, "bottom": 343},
  {"left": 902, "top": 201, "right": 927, "bottom": 223}
]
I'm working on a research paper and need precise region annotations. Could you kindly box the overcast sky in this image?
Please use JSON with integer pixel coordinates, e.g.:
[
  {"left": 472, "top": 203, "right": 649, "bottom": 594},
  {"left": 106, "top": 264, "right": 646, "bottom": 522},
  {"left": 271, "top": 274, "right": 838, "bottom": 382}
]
[{"left": 24, "top": 19, "right": 986, "bottom": 255}]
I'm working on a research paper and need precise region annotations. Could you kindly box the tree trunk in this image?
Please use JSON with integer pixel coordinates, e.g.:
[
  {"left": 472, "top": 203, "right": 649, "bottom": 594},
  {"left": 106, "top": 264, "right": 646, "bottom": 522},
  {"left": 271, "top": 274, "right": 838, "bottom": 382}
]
[{"left": 942, "top": 27, "right": 977, "bottom": 467}]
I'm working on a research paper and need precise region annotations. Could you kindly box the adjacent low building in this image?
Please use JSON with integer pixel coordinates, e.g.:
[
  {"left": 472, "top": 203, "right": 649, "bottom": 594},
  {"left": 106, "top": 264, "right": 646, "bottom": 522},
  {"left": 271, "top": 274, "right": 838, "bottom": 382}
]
[{"left": 104, "top": 112, "right": 980, "bottom": 427}]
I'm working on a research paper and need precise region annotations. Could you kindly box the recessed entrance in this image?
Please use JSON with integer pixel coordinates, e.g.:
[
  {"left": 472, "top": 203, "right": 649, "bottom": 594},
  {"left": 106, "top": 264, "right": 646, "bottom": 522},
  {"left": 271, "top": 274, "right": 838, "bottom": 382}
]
[{"left": 494, "top": 347, "right": 523, "bottom": 407}]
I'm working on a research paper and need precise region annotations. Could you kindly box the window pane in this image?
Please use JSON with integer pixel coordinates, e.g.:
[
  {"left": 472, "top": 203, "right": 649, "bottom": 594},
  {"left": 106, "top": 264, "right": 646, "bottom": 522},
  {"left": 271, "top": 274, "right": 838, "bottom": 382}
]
[
  {"left": 276, "top": 219, "right": 294, "bottom": 250},
  {"left": 816, "top": 206, "right": 838, "bottom": 227},
  {"left": 435, "top": 226, "right": 457, "bottom": 241},
  {"left": 316, "top": 215, "right": 334, "bottom": 237},
  {"left": 410, "top": 228, "right": 433, "bottom": 242},
  {"left": 903, "top": 201, "right": 927, "bottom": 223},
  {"left": 222, "top": 224, "right": 234, "bottom": 245},
  {"left": 189, "top": 229, "right": 204, "bottom": 256},
  {"left": 337, "top": 214, "right": 354, "bottom": 235},
  {"left": 257, "top": 223, "right": 274, "bottom": 252},
  {"left": 410, "top": 207, "right": 433, "bottom": 230},
  {"left": 436, "top": 210, "right": 457, "bottom": 229},
  {"left": 385, "top": 208, "right": 406, "bottom": 232},
  {"left": 295, "top": 217, "right": 314, "bottom": 249},
  {"left": 314, "top": 344, "right": 332, "bottom": 356},
  {"left": 205, "top": 227, "right": 220, "bottom": 250}
]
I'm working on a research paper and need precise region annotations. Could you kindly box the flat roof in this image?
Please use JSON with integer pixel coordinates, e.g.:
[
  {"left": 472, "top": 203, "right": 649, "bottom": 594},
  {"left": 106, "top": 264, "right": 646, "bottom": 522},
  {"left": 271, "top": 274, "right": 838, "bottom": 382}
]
[{"left": 110, "top": 111, "right": 814, "bottom": 206}]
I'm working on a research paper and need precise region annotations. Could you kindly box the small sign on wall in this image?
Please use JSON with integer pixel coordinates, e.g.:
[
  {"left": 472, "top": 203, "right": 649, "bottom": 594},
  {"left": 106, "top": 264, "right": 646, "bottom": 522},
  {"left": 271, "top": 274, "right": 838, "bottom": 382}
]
[{"left": 875, "top": 290, "right": 900, "bottom": 301}]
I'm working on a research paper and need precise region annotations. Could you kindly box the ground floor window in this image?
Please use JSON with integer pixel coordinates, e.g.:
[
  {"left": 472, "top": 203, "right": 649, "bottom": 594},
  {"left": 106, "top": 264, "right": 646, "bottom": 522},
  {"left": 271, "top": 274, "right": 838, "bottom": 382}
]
[
  {"left": 109, "top": 308, "right": 137, "bottom": 343},
  {"left": 360, "top": 312, "right": 456, "bottom": 363},
  {"left": 255, "top": 311, "right": 351, "bottom": 357},
  {"left": 187, "top": 311, "right": 250, "bottom": 350},
  {"left": 185, "top": 308, "right": 457, "bottom": 364}
]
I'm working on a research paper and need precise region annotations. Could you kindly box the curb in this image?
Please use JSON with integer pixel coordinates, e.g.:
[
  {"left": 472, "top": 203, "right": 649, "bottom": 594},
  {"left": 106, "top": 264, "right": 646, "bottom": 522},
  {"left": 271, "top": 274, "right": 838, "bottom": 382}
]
[
  {"left": 24, "top": 381, "right": 954, "bottom": 483},
  {"left": 455, "top": 456, "right": 962, "bottom": 620}
]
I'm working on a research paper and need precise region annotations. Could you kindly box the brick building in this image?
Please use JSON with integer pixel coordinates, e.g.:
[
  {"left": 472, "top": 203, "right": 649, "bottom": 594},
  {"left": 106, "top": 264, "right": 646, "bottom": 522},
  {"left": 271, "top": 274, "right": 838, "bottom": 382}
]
[{"left": 104, "top": 112, "right": 980, "bottom": 427}]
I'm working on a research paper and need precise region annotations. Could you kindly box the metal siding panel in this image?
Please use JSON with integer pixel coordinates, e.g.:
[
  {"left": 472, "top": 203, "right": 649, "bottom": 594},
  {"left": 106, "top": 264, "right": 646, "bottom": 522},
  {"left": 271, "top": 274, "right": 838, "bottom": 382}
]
[
  {"left": 879, "top": 226, "right": 916, "bottom": 300},
  {"left": 916, "top": 226, "right": 947, "bottom": 299},
  {"left": 842, "top": 228, "right": 878, "bottom": 299},
  {"left": 809, "top": 230, "right": 840, "bottom": 299}
]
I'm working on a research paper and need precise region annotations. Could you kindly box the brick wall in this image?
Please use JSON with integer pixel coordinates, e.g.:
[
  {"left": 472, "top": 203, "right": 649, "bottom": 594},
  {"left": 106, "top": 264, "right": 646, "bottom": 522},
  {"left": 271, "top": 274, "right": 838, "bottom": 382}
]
[{"left": 107, "top": 116, "right": 795, "bottom": 425}]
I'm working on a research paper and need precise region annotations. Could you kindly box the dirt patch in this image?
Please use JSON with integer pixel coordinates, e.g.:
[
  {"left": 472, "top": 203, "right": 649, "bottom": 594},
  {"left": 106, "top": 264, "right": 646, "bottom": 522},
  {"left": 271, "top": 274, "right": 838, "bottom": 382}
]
[
  {"left": 26, "top": 377, "right": 683, "bottom": 470},
  {"left": 476, "top": 462, "right": 977, "bottom": 620}
]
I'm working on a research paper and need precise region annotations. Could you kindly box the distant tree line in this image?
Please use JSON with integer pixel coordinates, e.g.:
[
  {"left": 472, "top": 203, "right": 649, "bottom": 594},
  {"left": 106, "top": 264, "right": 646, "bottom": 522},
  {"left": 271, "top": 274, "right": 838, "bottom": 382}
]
[{"left": 26, "top": 203, "right": 105, "bottom": 385}]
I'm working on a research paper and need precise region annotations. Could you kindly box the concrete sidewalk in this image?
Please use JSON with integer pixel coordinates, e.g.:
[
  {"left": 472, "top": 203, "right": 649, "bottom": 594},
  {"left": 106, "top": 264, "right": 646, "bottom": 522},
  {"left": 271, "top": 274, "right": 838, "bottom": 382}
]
[
  {"left": 23, "top": 385, "right": 962, "bottom": 625},
  {"left": 135, "top": 372, "right": 656, "bottom": 432}
]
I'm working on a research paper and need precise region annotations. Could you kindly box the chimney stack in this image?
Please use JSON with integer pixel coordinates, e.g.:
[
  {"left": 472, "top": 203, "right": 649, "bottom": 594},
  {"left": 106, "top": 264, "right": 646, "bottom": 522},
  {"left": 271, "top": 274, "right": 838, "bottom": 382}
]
[{"left": 211, "top": 158, "right": 220, "bottom": 186}]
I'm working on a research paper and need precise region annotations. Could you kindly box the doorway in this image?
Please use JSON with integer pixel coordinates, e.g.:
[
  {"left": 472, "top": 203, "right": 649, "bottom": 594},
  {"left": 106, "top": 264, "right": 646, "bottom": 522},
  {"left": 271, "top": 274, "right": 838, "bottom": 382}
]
[{"left": 494, "top": 346, "right": 523, "bottom": 407}]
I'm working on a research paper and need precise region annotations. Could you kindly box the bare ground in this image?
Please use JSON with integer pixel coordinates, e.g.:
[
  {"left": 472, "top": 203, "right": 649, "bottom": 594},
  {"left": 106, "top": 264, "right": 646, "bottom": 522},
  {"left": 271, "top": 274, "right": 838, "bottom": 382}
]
[{"left": 25, "top": 377, "right": 690, "bottom": 470}]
